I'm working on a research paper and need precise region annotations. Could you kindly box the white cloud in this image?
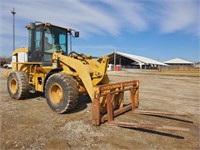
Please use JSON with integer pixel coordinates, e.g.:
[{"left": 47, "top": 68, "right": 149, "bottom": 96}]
[
  {"left": 158, "top": 0, "right": 199, "bottom": 35},
  {"left": 0, "top": 0, "right": 149, "bottom": 56},
  {"left": 0, "top": 0, "right": 149, "bottom": 37},
  {"left": 1, "top": 0, "right": 120, "bottom": 36},
  {"left": 99, "top": 0, "right": 148, "bottom": 31},
  {"left": 73, "top": 44, "right": 118, "bottom": 56},
  {"left": 0, "top": 0, "right": 121, "bottom": 54},
  {"left": 0, "top": 0, "right": 199, "bottom": 57},
  {"left": 1, "top": 0, "right": 199, "bottom": 37}
]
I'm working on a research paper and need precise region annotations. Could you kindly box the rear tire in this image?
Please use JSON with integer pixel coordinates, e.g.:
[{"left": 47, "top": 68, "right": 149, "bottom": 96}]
[
  {"left": 45, "top": 73, "right": 78, "bottom": 113},
  {"left": 7, "top": 71, "right": 29, "bottom": 99}
]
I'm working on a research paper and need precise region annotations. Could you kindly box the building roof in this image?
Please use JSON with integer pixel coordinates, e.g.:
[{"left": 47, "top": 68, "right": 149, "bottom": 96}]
[
  {"left": 164, "top": 58, "right": 194, "bottom": 64},
  {"left": 107, "top": 51, "right": 167, "bottom": 66}
]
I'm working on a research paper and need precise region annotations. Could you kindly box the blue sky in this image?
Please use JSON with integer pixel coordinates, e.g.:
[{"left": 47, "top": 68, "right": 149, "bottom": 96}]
[{"left": 0, "top": 0, "right": 199, "bottom": 62}]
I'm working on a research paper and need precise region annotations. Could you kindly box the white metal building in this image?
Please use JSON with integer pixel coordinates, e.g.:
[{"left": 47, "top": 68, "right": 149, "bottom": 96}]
[
  {"left": 106, "top": 51, "right": 167, "bottom": 69},
  {"left": 164, "top": 58, "right": 194, "bottom": 66}
]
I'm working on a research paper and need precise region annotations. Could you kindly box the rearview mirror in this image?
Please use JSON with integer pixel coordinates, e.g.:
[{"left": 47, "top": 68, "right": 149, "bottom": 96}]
[{"left": 75, "top": 31, "right": 79, "bottom": 38}]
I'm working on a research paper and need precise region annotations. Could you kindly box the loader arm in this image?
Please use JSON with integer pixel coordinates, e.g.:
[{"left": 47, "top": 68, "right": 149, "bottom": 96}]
[{"left": 52, "top": 52, "right": 109, "bottom": 101}]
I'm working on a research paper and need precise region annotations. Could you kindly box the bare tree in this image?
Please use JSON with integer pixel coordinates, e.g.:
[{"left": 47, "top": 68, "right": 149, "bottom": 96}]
[{"left": 0, "top": 56, "right": 12, "bottom": 67}]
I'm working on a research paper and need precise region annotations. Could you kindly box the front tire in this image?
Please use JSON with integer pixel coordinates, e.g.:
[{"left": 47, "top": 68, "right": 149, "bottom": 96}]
[
  {"left": 7, "top": 71, "right": 29, "bottom": 99},
  {"left": 45, "top": 73, "right": 78, "bottom": 113}
]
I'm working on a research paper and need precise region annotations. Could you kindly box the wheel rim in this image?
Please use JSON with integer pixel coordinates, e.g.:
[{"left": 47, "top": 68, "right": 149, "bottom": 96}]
[
  {"left": 49, "top": 83, "right": 63, "bottom": 104},
  {"left": 10, "top": 78, "right": 18, "bottom": 94}
]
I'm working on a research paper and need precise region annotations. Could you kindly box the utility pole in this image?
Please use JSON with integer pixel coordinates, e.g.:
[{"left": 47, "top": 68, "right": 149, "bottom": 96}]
[
  {"left": 11, "top": 8, "right": 16, "bottom": 51},
  {"left": 114, "top": 52, "right": 116, "bottom": 70}
]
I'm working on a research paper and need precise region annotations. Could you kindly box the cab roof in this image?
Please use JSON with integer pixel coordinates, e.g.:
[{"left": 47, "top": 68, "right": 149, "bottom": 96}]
[{"left": 26, "top": 22, "right": 72, "bottom": 32}]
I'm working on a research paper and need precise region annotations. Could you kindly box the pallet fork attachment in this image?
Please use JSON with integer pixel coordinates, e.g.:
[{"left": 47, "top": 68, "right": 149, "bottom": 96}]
[{"left": 92, "top": 80, "right": 192, "bottom": 132}]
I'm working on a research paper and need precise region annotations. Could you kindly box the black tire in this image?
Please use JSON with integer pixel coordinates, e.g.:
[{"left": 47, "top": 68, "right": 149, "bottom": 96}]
[
  {"left": 45, "top": 73, "right": 79, "bottom": 113},
  {"left": 7, "top": 71, "right": 29, "bottom": 99}
]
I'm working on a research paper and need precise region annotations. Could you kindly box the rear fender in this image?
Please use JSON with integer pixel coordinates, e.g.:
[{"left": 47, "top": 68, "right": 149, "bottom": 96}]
[{"left": 43, "top": 68, "right": 62, "bottom": 91}]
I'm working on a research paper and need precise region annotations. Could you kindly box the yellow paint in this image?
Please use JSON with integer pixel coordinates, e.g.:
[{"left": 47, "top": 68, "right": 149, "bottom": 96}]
[
  {"left": 53, "top": 52, "right": 109, "bottom": 100},
  {"left": 49, "top": 83, "right": 63, "bottom": 104},
  {"left": 10, "top": 78, "right": 18, "bottom": 94},
  {"left": 12, "top": 47, "right": 28, "bottom": 55}
]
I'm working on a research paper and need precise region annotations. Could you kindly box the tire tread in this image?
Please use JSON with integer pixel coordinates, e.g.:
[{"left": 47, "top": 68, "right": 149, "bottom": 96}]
[{"left": 45, "top": 73, "right": 78, "bottom": 113}]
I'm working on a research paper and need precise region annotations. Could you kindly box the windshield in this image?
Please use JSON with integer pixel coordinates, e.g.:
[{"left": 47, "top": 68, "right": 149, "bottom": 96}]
[
  {"left": 42, "top": 26, "right": 68, "bottom": 63},
  {"left": 44, "top": 26, "right": 67, "bottom": 54}
]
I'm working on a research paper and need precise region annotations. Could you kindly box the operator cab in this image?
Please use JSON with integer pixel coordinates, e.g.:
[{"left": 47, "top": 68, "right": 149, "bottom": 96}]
[{"left": 26, "top": 22, "right": 79, "bottom": 65}]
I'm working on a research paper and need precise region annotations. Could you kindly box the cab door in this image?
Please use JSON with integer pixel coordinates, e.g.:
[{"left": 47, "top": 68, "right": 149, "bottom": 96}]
[{"left": 28, "top": 26, "right": 43, "bottom": 62}]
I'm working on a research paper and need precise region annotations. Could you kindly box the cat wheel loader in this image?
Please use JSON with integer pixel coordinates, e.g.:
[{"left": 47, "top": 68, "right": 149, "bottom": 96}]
[{"left": 6, "top": 22, "right": 191, "bottom": 132}]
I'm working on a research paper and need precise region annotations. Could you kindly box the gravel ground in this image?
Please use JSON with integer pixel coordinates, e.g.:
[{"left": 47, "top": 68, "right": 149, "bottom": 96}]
[{"left": 0, "top": 68, "right": 199, "bottom": 150}]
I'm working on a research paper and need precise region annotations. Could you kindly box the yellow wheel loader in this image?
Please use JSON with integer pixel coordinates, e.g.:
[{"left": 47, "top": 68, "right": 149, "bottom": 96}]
[{"left": 7, "top": 22, "right": 191, "bottom": 132}]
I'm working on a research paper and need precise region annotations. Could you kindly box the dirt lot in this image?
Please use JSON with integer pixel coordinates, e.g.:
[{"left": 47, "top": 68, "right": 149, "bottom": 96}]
[{"left": 0, "top": 68, "right": 199, "bottom": 150}]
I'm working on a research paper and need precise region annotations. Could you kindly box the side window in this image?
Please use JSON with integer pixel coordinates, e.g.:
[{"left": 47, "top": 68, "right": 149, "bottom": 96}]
[
  {"left": 35, "top": 30, "right": 42, "bottom": 50},
  {"left": 59, "top": 34, "right": 66, "bottom": 52},
  {"left": 43, "top": 29, "right": 54, "bottom": 63},
  {"left": 44, "top": 30, "right": 54, "bottom": 51}
]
